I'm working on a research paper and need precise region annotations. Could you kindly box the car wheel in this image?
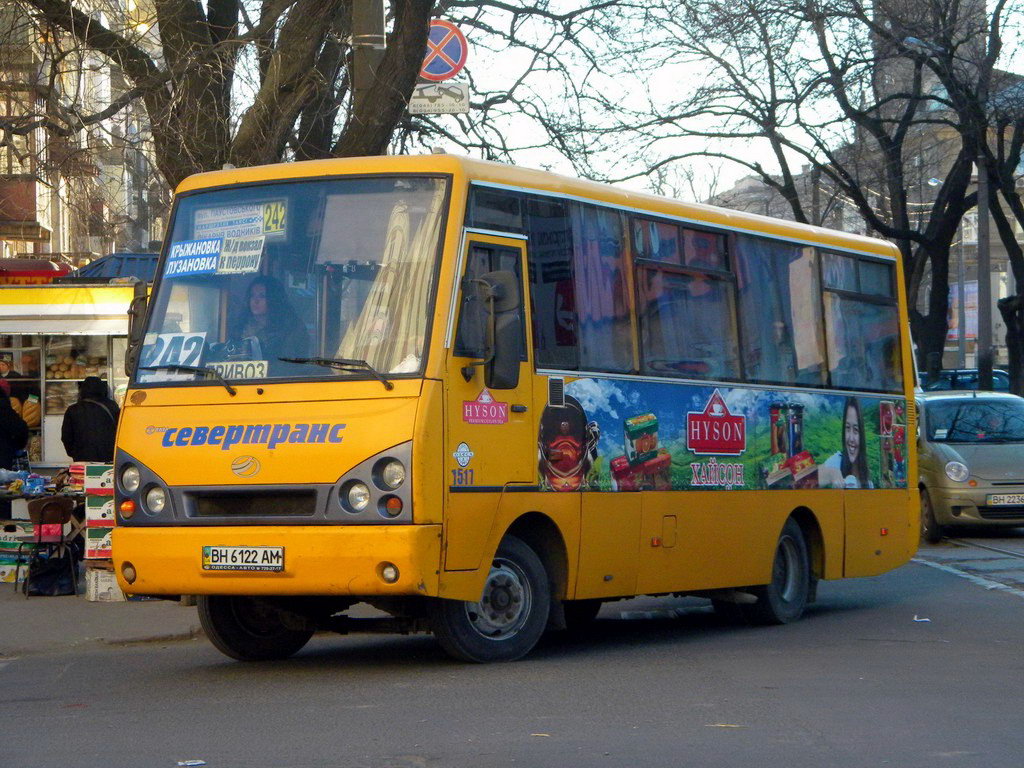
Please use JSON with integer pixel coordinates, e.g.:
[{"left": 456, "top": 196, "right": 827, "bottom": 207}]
[
  {"left": 744, "top": 518, "right": 810, "bottom": 625},
  {"left": 920, "top": 488, "right": 944, "bottom": 544},
  {"left": 198, "top": 595, "right": 314, "bottom": 661},
  {"left": 430, "top": 535, "right": 550, "bottom": 662}
]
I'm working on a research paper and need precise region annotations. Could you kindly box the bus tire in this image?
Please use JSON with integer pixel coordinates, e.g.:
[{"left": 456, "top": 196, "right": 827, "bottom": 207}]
[
  {"left": 745, "top": 518, "right": 810, "bottom": 625},
  {"left": 920, "top": 488, "right": 943, "bottom": 544},
  {"left": 198, "top": 595, "right": 314, "bottom": 661},
  {"left": 430, "top": 535, "right": 550, "bottom": 663}
]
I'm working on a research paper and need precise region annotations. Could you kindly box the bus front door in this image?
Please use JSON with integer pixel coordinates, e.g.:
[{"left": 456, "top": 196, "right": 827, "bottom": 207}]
[{"left": 443, "top": 233, "right": 535, "bottom": 571}]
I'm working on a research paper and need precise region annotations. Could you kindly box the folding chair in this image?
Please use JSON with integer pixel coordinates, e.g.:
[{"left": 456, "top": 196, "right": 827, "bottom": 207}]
[{"left": 14, "top": 496, "right": 79, "bottom": 598}]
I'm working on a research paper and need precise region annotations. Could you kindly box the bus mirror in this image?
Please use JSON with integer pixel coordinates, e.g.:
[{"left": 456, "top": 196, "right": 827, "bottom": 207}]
[
  {"left": 459, "top": 270, "right": 521, "bottom": 389},
  {"left": 125, "top": 282, "right": 149, "bottom": 377},
  {"left": 484, "top": 270, "right": 521, "bottom": 390}
]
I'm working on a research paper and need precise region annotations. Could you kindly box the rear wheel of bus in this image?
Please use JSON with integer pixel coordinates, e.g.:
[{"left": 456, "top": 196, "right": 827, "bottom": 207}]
[
  {"left": 745, "top": 517, "right": 811, "bottom": 625},
  {"left": 430, "top": 535, "right": 550, "bottom": 663},
  {"left": 198, "top": 595, "right": 314, "bottom": 661}
]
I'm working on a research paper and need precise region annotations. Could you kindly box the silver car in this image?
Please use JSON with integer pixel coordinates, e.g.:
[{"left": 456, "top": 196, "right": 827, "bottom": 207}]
[{"left": 918, "top": 391, "right": 1024, "bottom": 542}]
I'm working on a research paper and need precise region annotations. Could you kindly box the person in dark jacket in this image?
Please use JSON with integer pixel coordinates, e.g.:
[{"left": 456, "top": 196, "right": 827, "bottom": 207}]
[
  {"left": 61, "top": 376, "right": 119, "bottom": 462},
  {"left": 0, "top": 378, "right": 28, "bottom": 470},
  {"left": 0, "top": 378, "right": 28, "bottom": 518}
]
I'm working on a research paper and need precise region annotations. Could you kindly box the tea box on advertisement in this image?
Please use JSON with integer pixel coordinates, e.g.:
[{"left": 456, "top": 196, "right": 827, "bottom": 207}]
[{"left": 624, "top": 413, "right": 659, "bottom": 465}]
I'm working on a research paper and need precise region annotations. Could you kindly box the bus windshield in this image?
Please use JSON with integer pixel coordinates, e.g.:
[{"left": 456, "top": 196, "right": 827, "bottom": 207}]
[{"left": 137, "top": 175, "right": 448, "bottom": 383}]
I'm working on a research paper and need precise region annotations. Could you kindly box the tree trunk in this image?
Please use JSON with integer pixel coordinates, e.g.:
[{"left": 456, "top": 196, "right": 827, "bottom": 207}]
[{"left": 998, "top": 296, "right": 1024, "bottom": 396}]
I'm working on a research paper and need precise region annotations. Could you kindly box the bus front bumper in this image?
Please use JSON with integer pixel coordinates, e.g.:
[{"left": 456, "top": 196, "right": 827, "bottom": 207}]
[{"left": 112, "top": 525, "right": 442, "bottom": 597}]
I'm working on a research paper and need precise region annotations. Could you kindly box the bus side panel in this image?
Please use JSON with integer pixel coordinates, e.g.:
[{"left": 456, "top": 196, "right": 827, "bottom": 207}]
[
  {"left": 439, "top": 491, "right": 581, "bottom": 602},
  {"left": 444, "top": 492, "right": 501, "bottom": 572},
  {"left": 635, "top": 490, "right": 846, "bottom": 594},
  {"left": 635, "top": 490, "right": 769, "bottom": 594},
  {"left": 843, "top": 489, "right": 914, "bottom": 577},
  {"left": 575, "top": 492, "right": 641, "bottom": 599}
]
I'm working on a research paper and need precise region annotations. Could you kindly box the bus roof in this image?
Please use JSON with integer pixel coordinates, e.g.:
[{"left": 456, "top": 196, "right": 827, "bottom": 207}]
[{"left": 176, "top": 154, "right": 899, "bottom": 261}]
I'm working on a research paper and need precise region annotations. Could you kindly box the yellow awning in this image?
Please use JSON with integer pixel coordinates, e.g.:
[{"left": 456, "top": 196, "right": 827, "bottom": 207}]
[{"left": 0, "top": 284, "right": 135, "bottom": 335}]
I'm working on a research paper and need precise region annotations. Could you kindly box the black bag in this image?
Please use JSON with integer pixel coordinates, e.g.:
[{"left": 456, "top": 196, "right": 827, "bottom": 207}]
[{"left": 24, "top": 551, "right": 76, "bottom": 596}]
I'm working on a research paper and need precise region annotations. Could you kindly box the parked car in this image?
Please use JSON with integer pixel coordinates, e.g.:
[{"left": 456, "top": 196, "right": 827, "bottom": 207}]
[
  {"left": 918, "top": 391, "right": 1024, "bottom": 543},
  {"left": 922, "top": 368, "right": 1011, "bottom": 392}
]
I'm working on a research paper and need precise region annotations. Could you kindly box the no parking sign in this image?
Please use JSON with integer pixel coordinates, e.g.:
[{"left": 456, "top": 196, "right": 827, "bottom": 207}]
[{"left": 419, "top": 19, "right": 468, "bottom": 82}]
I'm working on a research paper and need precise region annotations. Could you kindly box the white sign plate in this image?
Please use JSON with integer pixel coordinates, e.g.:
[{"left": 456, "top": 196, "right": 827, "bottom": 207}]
[
  {"left": 409, "top": 82, "right": 470, "bottom": 115},
  {"left": 202, "top": 546, "right": 284, "bottom": 572},
  {"left": 987, "top": 493, "right": 1024, "bottom": 506}
]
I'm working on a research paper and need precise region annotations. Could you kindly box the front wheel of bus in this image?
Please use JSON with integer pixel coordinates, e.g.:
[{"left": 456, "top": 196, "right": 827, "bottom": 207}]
[
  {"left": 746, "top": 518, "right": 810, "bottom": 625},
  {"left": 198, "top": 596, "right": 314, "bottom": 661},
  {"left": 431, "top": 536, "right": 550, "bottom": 663}
]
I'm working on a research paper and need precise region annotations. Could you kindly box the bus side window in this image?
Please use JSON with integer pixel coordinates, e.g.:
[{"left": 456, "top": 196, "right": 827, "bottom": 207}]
[
  {"left": 824, "top": 293, "right": 901, "bottom": 392},
  {"left": 525, "top": 196, "right": 578, "bottom": 370},
  {"left": 468, "top": 187, "right": 525, "bottom": 233},
  {"left": 569, "top": 204, "right": 633, "bottom": 373}
]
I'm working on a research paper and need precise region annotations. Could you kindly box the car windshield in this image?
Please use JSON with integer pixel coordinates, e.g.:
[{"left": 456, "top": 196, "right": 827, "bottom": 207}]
[
  {"left": 925, "top": 399, "right": 1024, "bottom": 442},
  {"left": 136, "top": 176, "right": 447, "bottom": 383}
]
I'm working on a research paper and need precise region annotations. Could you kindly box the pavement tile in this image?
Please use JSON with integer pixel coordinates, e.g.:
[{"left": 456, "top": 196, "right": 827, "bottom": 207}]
[{"left": 0, "top": 577, "right": 201, "bottom": 658}]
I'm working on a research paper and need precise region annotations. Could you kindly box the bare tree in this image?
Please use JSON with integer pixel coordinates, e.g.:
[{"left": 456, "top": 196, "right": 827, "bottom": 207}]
[
  {"left": 598, "top": 0, "right": 1023, "bottom": 376},
  {"left": 1, "top": 1, "right": 638, "bottom": 191}
]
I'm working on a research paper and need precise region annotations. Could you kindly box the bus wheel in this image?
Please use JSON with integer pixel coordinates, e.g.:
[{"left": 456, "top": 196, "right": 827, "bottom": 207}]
[
  {"left": 198, "top": 596, "right": 314, "bottom": 661},
  {"left": 920, "top": 488, "right": 944, "bottom": 544},
  {"left": 431, "top": 536, "right": 550, "bottom": 663},
  {"left": 745, "top": 518, "right": 810, "bottom": 625}
]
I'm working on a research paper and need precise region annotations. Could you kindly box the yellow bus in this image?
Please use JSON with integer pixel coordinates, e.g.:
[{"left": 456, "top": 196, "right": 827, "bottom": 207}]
[{"left": 112, "top": 154, "right": 917, "bottom": 663}]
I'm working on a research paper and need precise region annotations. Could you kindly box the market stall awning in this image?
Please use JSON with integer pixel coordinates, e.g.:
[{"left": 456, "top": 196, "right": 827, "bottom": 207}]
[{"left": 0, "top": 285, "right": 135, "bottom": 335}]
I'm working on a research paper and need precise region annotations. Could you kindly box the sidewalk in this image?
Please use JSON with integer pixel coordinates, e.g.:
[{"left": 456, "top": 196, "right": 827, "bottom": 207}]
[{"left": 0, "top": 581, "right": 202, "bottom": 658}]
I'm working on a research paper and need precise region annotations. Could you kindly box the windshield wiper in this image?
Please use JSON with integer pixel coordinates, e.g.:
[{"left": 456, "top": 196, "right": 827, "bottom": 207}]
[
  {"left": 140, "top": 364, "right": 237, "bottom": 396},
  {"left": 278, "top": 357, "right": 393, "bottom": 390}
]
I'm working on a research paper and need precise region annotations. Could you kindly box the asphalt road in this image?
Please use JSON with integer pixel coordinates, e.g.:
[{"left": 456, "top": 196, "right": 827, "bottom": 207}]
[{"left": 3, "top": 535, "right": 1023, "bottom": 768}]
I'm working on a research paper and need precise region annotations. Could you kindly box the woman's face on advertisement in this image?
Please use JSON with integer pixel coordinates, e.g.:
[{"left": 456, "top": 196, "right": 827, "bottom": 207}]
[{"left": 844, "top": 404, "right": 860, "bottom": 462}]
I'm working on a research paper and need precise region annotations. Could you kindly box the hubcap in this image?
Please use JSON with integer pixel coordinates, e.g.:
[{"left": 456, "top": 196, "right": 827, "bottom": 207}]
[{"left": 464, "top": 557, "right": 533, "bottom": 640}]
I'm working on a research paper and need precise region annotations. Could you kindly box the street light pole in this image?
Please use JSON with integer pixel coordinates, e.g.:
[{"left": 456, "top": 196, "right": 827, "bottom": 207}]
[
  {"left": 977, "top": 154, "right": 993, "bottom": 389},
  {"left": 352, "top": 0, "right": 387, "bottom": 114}
]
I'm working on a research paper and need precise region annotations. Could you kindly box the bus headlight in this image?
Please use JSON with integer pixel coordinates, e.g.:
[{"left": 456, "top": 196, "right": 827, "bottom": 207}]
[
  {"left": 343, "top": 481, "right": 371, "bottom": 512},
  {"left": 121, "top": 464, "right": 141, "bottom": 493},
  {"left": 945, "top": 461, "right": 970, "bottom": 482},
  {"left": 145, "top": 486, "right": 168, "bottom": 514},
  {"left": 375, "top": 459, "right": 406, "bottom": 490}
]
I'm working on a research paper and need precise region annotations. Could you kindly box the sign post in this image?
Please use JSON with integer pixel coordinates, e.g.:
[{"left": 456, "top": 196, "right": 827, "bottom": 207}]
[{"left": 409, "top": 20, "right": 470, "bottom": 115}]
